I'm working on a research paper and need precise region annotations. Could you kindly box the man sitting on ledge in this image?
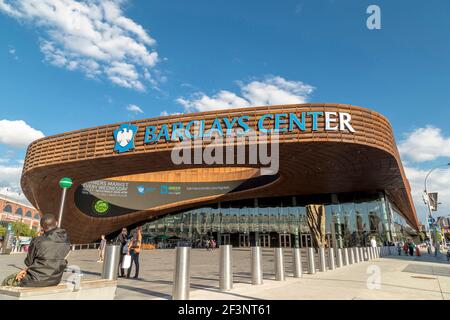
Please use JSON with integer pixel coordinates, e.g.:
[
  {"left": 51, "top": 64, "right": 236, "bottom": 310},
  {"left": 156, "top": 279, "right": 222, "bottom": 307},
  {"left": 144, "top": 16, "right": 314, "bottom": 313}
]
[{"left": 1, "top": 214, "right": 71, "bottom": 287}]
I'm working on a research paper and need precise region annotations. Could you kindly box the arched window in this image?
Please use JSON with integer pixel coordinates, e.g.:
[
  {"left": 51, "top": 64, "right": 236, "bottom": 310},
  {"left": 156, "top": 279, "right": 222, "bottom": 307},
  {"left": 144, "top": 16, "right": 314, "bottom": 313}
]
[
  {"left": 3, "top": 204, "right": 12, "bottom": 213},
  {"left": 25, "top": 210, "right": 32, "bottom": 218},
  {"left": 34, "top": 213, "right": 40, "bottom": 220},
  {"left": 16, "top": 208, "right": 23, "bottom": 216}
]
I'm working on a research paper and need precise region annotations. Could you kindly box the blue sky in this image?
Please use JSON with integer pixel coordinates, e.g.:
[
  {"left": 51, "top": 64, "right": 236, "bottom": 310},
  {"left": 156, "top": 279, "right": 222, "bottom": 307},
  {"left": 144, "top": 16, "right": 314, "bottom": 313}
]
[{"left": 0, "top": 0, "right": 449, "bottom": 224}]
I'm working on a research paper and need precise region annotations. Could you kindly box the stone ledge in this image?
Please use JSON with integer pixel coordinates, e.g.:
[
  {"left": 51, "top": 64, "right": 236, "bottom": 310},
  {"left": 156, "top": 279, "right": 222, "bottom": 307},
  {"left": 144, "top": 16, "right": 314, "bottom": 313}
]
[{"left": 0, "top": 279, "right": 117, "bottom": 300}]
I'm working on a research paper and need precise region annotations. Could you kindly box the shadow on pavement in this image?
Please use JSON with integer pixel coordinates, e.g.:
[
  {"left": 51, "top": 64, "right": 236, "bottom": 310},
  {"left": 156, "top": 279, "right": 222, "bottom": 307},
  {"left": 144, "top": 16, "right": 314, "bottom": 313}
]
[
  {"left": 304, "top": 275, "right": 450, "bottom": 295},
  {"left": 117, "top": 285, "right": 171, "bottom": 299}
]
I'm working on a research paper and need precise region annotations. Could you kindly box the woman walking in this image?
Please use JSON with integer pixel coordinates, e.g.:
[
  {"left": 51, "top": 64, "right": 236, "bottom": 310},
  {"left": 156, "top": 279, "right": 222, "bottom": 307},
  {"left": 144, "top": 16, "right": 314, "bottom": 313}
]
[{"left": 127, "top": 227, "right": 142, "bottom": 279}]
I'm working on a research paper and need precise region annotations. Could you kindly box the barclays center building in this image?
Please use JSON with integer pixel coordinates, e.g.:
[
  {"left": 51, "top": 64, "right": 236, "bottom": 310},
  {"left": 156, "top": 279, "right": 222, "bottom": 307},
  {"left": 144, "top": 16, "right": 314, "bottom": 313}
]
[{"left": 20, "top": 103, "right": 418, "bottom": 247}]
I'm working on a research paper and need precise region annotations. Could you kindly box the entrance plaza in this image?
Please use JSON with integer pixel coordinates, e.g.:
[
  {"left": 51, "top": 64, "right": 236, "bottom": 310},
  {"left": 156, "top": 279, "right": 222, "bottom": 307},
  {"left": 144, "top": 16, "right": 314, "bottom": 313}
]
[{"left": 1, "top": 248, "right": 450, "bottom": 300}]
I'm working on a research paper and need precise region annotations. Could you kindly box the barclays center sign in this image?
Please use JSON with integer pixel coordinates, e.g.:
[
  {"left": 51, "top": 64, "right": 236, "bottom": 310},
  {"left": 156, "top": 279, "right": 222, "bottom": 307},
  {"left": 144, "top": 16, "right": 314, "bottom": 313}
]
[{"left": 113, "top": 111, "right": 356, "bottom": 153}]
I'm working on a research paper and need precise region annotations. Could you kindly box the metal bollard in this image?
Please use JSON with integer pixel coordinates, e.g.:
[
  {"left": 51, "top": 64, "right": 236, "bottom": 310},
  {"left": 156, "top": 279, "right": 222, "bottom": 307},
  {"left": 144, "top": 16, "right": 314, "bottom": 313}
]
[
  {"left": 274, "top": 248, "right": 285, "bottom": 281},
  {"left": 292, "top": 247, "right": 303, "bottom": 278},
  {"left": 307, "top": 247, "right": 316, "bottom": 274},
  {"left": 370, "top": 247, "right": 375, "bottom": 260},
  {"left": 360, "top": 247, "right": 365, "bottom": 262},
  {"left": 349, "top": 247, "right": 355, "bottom": 265},
  {"left": 343, "top": 248, "right": 350, "bottom": 266},
  {"left": 378, "top": 247, "right": 381, "bottom": 259},
  {"left": 328, "top": 248, "right": 336, "bottom": 270},
  {"left": 172, "top": 243, "right": 191, "bottom": 300},
  {"left": 219, "top": 245, "right": 233, "bottom": 291},
  {"left": 354, "top": 247, "right": 360, "bottom": 263},
  {"left": 336, "top": 248, "right": 343, "bottom": 268},
  {"left": 365, "top": 247, "right": 370, "bottom": 261},
  {"left": 319, "top": 247, "right": 327, "bottom": 272},
  {"left": 251, "top": 246, "right": 263, "bottom": 285},
  {"left": 102, "top": 244, "right": 121, "bottom": 280}
]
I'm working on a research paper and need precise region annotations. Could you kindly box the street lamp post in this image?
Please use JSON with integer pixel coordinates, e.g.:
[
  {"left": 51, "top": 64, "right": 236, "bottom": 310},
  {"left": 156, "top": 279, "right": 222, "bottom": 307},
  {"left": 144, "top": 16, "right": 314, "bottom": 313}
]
[
  {"left": 424, "top": 163, "right": 450, "bottom": 250},
  {"left": 58, "top": 177, "right": 73, "bottom": 228}
]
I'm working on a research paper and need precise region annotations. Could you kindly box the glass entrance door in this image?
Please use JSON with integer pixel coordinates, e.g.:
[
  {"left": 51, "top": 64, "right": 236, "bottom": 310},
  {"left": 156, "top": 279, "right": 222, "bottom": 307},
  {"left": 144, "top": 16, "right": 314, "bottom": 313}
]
[
  {"left": 239, "top": 233, "right": 250, "bottom": 247},
  {"left": 221, "top": 234, "right": 230, "bottom": 245},
  {"left": 260, "top": 234, "right": 270, "bottom": 247},
  {"left": 301, "top": 234, "right": 312, "bottom": 248},
  {"left": 279, "top": 233, "right": 291, "bottom": 248}
]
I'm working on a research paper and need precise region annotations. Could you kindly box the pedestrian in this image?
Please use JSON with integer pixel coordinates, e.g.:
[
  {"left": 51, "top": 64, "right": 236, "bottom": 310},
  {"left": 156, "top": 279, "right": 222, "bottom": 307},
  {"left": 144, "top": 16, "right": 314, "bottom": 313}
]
[
  {"left": 211, "top": 239, "right": 216, "bottom": 251},
  {"left": 407, "top": 239, "right": 415, "bottom": 256},
  {"left": 370, "top": 237, "right": 377, "bottom": 248},
  {"left": 127, "top": 226, "right": 142, "bottom": 279},
  {"left": 435, "top": 241, "right": 440, "bottom": 257},
  {"left": 403, "top": 242, "right": 408, "bottom": 255},
  {"left": 397, "top": 242, "right": 402, "bottom": 256},
  {"left": 97, "top": 235, "right": 107, "bottom": 263},
  {"left": 116, "top": 228, "right": 128, "bottom": 278},
  {"left": 1, "top": 214, "right": 71, "bottom": 287},
  {"left": 427, "top": 241, "right": 432, "bottom": 255}
]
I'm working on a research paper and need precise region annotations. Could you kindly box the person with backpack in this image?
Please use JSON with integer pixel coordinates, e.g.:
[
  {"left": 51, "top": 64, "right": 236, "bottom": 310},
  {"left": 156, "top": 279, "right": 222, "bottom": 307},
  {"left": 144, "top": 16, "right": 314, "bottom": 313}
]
[{"left": 127, "top": 227, "right": 142, "bottom": 279}]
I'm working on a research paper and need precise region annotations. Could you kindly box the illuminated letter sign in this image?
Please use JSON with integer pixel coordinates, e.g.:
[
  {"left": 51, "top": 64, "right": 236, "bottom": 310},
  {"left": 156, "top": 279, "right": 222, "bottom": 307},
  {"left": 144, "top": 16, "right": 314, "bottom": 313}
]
[{"left": 113, "top": 111, "right": 356, "bottom": 152}]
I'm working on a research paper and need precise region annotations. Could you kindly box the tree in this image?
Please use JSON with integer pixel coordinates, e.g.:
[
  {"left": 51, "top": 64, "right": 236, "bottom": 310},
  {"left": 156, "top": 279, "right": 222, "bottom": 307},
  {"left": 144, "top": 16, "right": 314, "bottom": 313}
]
[
  {"left": 11, "top": 221, "right": 36, "bottom": 237},
  {"left": 306, "top": 204, "right": 326, "bottom": 248},
  {"left": 418, "top": 231, "right": 426, "bottom": 242}
]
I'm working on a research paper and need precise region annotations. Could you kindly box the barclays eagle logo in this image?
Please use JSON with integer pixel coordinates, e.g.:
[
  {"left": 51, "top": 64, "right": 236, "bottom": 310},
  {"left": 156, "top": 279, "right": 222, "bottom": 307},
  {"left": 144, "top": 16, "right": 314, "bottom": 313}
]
[
  {"left": 137, "top": 185, "right": 145, "bottom": 195},
  {"left": 113, "top": 124, "right": 138, "bottom": 153}
]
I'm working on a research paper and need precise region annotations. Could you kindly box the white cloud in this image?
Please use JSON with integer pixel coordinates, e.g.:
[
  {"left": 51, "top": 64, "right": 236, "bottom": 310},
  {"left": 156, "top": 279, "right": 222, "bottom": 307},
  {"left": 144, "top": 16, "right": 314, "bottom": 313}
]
[
  {"left": 160, "top": 110, "right": 182, "bottom": 117},
  {"left": 0, "top": 0, "right": 159, "bottom": 90},
  {"left": 0, "top": 119, "right": 45, "bottom": 148},
  {"left": 404, "top": 166, "right": 450, "bottom": 224},
  {"left": 398, "top": 126, "right": 450, "bottom": 163},
  {"left": 126, "top": 104, "right": 143, "bottom": 114},
  {"left": 177, "top": 76, "right": 315, "bottom": 112},
  {"left": 0, "top": 165, "right": 22, "bottom": 187},
  {"left": 0, "top": 165, "right": 27, "bottom": 202},
  {"left": 8, "top": 45, "right": 18, "bottom": 60}
]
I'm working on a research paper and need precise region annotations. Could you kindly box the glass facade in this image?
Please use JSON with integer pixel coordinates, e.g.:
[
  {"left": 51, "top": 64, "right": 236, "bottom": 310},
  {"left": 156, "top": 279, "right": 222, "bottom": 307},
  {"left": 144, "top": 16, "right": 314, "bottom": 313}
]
[{"left": 142, "top": 191, "right": 416, "bottom": 248}]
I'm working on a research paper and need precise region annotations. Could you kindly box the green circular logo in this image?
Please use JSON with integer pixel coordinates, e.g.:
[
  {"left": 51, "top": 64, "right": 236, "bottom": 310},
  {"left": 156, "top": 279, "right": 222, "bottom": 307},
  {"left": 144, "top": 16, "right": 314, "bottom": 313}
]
[
  {"left": 59, "top": 177, "right": 73, "bottom": 189},
  {"left": 93, "top": 200, "right": 109, "bottom": 215}
]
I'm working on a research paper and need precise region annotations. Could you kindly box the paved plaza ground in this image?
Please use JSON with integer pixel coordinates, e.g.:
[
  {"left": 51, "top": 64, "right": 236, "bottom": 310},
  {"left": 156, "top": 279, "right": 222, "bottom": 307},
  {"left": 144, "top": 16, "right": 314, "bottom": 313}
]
[{"left": 1, "top": 248, "right": 450, "bottom": 300}]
